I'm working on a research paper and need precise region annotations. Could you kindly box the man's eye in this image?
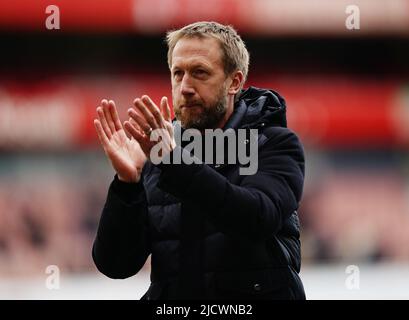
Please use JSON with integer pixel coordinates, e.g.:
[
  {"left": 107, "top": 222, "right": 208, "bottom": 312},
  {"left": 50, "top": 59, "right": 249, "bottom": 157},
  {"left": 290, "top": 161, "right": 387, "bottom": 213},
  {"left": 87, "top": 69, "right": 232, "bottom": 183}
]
[
  {"left": 194, "top": 69, "right": 208, "bottom": 77},
  {"left": 173, "top": 71, "right": 183, "bottom": 78}
]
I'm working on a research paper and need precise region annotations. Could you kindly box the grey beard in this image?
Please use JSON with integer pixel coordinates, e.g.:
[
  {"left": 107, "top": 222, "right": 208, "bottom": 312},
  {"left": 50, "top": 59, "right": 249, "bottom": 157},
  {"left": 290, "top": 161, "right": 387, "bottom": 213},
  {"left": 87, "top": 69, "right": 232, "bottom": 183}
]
[{"left": 176, "top": 98, "right": 227, "bottom": 130}]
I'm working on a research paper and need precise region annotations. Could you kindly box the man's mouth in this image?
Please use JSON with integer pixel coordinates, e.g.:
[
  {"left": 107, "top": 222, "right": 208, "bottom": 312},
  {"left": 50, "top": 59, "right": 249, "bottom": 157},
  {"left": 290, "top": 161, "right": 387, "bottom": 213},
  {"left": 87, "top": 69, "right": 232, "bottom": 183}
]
[{"left": 181, "top": 104, "right": 202, "bottom": 109}]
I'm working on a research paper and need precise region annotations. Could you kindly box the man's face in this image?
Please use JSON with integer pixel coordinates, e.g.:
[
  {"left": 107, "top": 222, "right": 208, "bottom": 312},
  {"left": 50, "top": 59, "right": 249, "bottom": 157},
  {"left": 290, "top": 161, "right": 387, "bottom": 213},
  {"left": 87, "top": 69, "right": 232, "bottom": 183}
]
[{"left": 170, "top": 36, "right": 230, "bottom": 130}]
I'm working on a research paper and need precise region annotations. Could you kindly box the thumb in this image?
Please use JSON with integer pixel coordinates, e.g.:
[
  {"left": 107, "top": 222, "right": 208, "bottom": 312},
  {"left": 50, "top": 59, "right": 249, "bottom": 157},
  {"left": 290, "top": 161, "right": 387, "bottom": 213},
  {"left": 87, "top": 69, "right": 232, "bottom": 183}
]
[{"left": 160, "top": 96, "right": 172, "bottom": 122}]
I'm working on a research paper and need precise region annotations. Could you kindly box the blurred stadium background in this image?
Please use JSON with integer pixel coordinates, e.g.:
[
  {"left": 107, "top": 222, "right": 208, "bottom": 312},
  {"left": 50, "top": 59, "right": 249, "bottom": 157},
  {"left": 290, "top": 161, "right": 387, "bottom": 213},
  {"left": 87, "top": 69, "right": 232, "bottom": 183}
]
[{"left": 0, "top": 0, "right": 409, "bottom": 299}]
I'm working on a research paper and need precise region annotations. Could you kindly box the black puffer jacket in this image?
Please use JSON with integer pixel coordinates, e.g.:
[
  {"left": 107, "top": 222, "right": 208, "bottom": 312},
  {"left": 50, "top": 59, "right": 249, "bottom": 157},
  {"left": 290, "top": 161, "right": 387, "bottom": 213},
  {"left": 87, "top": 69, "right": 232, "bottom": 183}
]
[{"left": 92, "top": 87, "right": 306, "bottom": 300}]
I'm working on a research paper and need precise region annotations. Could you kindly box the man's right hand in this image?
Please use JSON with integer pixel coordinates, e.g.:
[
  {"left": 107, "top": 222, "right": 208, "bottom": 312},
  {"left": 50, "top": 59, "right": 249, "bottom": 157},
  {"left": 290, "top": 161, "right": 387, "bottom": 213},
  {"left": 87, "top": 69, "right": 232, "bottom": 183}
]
[{"left": 94, "top": 99, "right": 147, "bottom": 183}]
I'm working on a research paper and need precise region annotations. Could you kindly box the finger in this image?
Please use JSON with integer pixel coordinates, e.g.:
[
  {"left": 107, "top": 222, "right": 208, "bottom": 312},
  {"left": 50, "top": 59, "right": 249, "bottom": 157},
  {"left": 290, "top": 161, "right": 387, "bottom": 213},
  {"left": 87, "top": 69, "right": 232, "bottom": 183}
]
[
  {"left": 141, "top": 95, "right": 165, "bottom": 127},
  {"left": 128, "top": 117, "right": 154, "bottom": 143},
  {"left": 126, "top": 117, "right": 145, "bottom": 138},
  {"left": 102, "top": 99, "right": 116, "bottom": 134},
  {"left": 128, "top": 108, "right": 152, "bottom": 136},
  {"left": 129, "top": 106, "right": 145, "bottom": 123},
  {"left": 161, "top": 96, "right": 172, "bottom": 122},
  {"left": 108, "top": 100, "right": 123, "bottom": 131},
  {"left": 94, "top": 119, "right": 110, "bottom": 147},
  {"left": 97, "top": 106, "right": 112, "bottom": 139},
  {"left": 124, "top": 120, "right": 144, "bottom": 140},
  {"left": 124, "top": 120, "right": 150, "bottom": 150},
  {"left": 134, "top": 97, "right": 160, "bottom": 129},
  {"left": 129, "top": 117, "right": 143, "bottom": 132}
]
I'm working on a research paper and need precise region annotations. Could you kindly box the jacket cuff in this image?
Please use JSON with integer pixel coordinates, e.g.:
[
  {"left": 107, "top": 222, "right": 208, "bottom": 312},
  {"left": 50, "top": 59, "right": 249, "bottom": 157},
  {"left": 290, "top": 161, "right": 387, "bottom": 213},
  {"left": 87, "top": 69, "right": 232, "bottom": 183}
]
[{"left": 110, "top": 174, "right": 145, "bottom": 204}]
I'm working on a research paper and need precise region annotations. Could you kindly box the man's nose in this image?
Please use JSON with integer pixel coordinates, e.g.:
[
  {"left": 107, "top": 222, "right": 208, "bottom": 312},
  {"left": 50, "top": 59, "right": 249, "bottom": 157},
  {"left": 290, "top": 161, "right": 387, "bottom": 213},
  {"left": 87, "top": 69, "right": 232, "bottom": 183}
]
[{"left": 180, "top": 75, "right": 195, "bottom": 96}]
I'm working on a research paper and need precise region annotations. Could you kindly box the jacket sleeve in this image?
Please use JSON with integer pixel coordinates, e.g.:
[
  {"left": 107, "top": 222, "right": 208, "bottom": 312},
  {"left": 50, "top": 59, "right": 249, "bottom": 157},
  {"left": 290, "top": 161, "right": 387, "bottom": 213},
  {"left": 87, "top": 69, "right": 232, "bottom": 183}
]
[
  {"left": 155, "top": 127, "right": 305, "bottom": 241},
  {"left": 92, "top": 175, "right": 150, "bottom": 279}
]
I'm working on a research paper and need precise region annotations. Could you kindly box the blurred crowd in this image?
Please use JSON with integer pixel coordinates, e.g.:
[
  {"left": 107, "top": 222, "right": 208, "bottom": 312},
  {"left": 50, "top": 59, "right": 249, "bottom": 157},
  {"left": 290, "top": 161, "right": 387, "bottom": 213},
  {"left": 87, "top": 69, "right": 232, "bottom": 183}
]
[
  {"left": 300, "top": 169, "right": 409, "bottom": 263},
  {"left": 0, "top": 157, "right": 108, "bottom": 277}
]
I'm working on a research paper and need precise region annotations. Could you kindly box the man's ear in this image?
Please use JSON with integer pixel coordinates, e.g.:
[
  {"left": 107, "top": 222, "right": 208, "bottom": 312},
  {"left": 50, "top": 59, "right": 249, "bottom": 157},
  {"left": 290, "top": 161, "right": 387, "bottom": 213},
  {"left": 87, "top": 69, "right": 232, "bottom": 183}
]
[{"left": 228, "top": 71, "right": 244, "bottom": 95}]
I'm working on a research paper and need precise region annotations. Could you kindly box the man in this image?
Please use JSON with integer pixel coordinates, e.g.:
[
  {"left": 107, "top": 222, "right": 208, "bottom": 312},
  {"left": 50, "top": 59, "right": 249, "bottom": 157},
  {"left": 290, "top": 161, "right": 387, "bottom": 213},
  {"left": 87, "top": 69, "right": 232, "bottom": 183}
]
[{"left": 92, "top": 21, "right": 306, "bottom": 300}]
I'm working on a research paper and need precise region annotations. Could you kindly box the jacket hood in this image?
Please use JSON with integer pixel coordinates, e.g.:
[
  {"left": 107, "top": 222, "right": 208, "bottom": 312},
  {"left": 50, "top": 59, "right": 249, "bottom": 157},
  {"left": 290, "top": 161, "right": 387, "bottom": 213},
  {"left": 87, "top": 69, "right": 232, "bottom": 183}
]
[{"left": 233, "top": 86, "right": 287, "bottom": 129}]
